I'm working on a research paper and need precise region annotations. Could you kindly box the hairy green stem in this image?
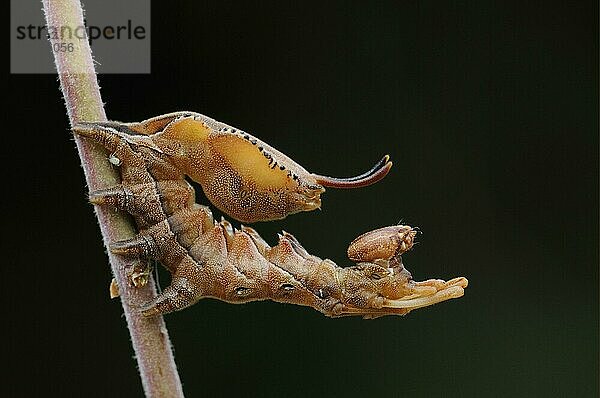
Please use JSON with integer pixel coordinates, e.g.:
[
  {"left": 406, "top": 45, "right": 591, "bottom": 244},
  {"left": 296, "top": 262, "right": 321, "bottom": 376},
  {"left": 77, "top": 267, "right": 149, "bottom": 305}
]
[{"left": 42, "top": 1, "right": 184, "bottom": 396}]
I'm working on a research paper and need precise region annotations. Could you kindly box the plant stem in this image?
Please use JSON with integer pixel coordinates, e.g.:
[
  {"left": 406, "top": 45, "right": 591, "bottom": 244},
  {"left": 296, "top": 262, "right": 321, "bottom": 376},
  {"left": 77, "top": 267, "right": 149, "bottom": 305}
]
[{"left": 42, "top": 1, "right": 184, "bottom": 396}]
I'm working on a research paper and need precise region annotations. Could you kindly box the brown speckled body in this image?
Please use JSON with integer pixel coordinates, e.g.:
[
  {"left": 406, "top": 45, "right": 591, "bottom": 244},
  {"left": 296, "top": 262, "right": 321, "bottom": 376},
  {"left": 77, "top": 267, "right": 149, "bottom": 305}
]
[{"left": 74, "top": 112, "right": 467, "bottom": 318}]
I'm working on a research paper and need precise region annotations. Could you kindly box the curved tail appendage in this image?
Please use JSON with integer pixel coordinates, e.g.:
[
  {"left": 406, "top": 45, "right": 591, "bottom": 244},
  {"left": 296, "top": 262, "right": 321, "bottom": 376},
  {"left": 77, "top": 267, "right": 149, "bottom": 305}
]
[{"left": 312, "top": 155, "right": 393, "bottom": 189}]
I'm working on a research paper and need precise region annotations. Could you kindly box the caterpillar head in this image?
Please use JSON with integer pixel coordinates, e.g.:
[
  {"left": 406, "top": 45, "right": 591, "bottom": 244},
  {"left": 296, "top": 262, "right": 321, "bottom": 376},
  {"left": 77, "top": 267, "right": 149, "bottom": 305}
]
[
  {"left": 347, "top": 225, "right": 418, "bottom": 263},
  {"left": 290, "top": 224, "right": 468, "bottom": 318}
]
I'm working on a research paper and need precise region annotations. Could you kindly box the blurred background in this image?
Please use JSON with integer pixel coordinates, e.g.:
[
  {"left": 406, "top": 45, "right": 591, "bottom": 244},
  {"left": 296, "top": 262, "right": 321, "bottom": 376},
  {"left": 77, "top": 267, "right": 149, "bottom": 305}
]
[{"left": 5, "top": 1, "right": 598, "bottom": 397}]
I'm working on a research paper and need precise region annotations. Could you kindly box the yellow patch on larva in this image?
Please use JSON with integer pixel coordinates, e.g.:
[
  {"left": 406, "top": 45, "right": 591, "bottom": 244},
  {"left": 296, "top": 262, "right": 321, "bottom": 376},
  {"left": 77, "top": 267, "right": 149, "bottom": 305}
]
[
  {"left": 210, "top": 135, "right": 292, "bottom": 190},
  {"left": 165, "top": 117, "right": 211, "bottom": 144}
]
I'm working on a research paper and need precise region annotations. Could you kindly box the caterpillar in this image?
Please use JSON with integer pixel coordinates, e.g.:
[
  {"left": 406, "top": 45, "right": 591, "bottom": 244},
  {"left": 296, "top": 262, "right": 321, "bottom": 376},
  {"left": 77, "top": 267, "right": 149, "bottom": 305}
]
[{"left": 74, "top": 112, "right": 468, "bottom": 318}]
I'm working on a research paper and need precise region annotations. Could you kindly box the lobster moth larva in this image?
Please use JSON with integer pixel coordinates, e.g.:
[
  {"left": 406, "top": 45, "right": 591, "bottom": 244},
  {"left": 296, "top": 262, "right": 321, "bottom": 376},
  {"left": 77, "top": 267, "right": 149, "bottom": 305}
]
[{"left": 73, "top": 112, "right": 468, "bottom": 318}]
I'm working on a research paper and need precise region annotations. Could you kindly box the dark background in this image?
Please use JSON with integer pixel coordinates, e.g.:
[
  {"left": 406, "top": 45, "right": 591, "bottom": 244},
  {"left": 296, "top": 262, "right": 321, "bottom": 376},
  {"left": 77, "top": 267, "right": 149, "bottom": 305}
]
[{"left": 5, "top": 1, "right": 598, "bottom": 397}]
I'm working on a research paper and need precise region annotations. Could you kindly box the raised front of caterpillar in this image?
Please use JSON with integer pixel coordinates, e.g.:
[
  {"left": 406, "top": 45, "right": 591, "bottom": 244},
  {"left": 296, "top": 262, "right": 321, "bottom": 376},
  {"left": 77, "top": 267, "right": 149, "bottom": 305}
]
[{"left": 74, "top": 112, "right": 468, "bottom": 318}]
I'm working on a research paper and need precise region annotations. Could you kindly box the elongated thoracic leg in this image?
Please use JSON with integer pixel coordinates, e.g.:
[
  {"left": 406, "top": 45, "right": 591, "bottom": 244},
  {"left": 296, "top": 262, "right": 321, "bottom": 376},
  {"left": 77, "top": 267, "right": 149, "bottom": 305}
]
[
  {"left": 89, "top": 180, "right": 196, "bottom": 224},
  {"left": 139, "top": 258, "right": 205, "bottom": 316},
  {"left": 89, "top": 184, "right": 165, "bottom": 226}
]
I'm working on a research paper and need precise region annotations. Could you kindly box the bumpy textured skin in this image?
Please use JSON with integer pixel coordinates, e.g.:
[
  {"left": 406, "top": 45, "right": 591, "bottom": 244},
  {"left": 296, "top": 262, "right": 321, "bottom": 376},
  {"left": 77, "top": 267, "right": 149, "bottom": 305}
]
[{"left": 74, "top": 112, "right": 468, "bottom": 318}]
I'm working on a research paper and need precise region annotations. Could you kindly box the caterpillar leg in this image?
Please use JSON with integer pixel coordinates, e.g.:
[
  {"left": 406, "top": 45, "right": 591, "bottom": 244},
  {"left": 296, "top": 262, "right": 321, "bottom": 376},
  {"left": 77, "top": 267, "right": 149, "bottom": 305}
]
[
  {"left": 89, "top": 184, "right": 164, "bottom": 225},
  {"left": 110, "top": 218, "right": 199, "bottom": 275},
  {"left": 90, "top": 180, "right": 195, "bottom": 222},
  {"left": 110, "top": 232, "right": 162, "bottom": 259},
  {"left": 140, "top": 259, "right": 204, "bottom": 316}
]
